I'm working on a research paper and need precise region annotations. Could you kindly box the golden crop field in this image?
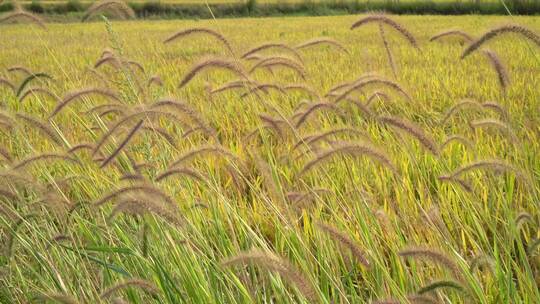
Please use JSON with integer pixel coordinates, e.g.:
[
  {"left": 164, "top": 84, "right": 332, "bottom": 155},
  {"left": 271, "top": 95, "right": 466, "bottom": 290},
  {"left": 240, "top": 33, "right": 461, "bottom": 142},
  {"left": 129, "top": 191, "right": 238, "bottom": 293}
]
[{"left": 0, "top": 8, "right": 540, "bottom": 304}]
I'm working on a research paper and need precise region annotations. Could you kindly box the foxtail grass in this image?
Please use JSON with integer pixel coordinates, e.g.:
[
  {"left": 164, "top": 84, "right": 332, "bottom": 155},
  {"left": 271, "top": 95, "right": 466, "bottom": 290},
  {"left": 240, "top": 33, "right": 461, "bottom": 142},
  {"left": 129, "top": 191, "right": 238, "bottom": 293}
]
[
  {"left": 379, "top": 115, "right": 439, "bottom": 156},
  {"left": 221, "top": 249, "right": 318, "bottom": 302},
  {"left": 418, "top": 279, "right": 465, "bottom": 295},
  {"left": 440, "top": 135, "right": 474, "bottom": 151},
  {"left": 398, "top": 246, "right": 463, "bottom": 282},
  {"left": 294, "top": 102, "right": 342, "bottom": 128},
  {"left": 37, "top": 293, "right": 79, "bottom": 304},
  {"left": 50, "top": 88, "right": 120, "bottom": 118},
  {"left": 469, "top": 118, "right": 517, "bottom": 142},
  {"left": 372, "top": 294, "right": 438, "bottom": 304},
  {"left": 155, "top": 167, "right": 207, "bottom": 184},
  {"left": 0, "top": 77, "right": 15, "bottom": 91},
  {"left": 93, "top": 184, "right": 176, "bottom": 207},
  {"left": 0, "top": 10, "right": 46, "bottom": 29},
  {"left": 430, "top": 30, "right": 473, "bottom": 42},
  {"left": 317, "top": 222, "right": 370, "bottom": 268},
  {"left": 177, "top": 58, "right": 246, "bottom": 89},
  {"left": 100, "top": 119, "right": 143, "bottom": 168},
  {"left": 19, "top": 87, "right": 59, "bottom": 103},
  {"left": 482, "top": 50, "right": 510, "bottom": 93},
  {"left": 83, "top": 0, "right": 135, "bottom": 22},
  {"left": 440, "top": 159, "right": 528, "bottom": 183},
  {"left": 168, "top": 144, "right": 241, "bottom": 169},
  {"left": 15, "top": 113, "right": 62, "bottom": 145},
  {"left": 351, "top": 14, "right": 418, "bottom": 48},
  {"left": 100, "top": 278, "right": 159, "bottom": 299},
  {"left": 334, "top": 77, "right": 411, "bottom": 103},
  {"left": 241, "top": 42, "right": 303, "bottom": 62},
  {"left": 440, "top": 98, "right": 481, "bottom": 125},
  {"left": 11, "top": 153, "right": 79, "bottom": 170},
  {"left": 298, "top": 141, "right": 397, "bottom": 176},
  {"left": 163, "top": 27, "right": 233, "bottom": 54},
  {"left": 462, "top": 24, "right": 540, "bottom": 59},
  {"left": 295, "top": 37, "right": 348, "bottom": 54}
]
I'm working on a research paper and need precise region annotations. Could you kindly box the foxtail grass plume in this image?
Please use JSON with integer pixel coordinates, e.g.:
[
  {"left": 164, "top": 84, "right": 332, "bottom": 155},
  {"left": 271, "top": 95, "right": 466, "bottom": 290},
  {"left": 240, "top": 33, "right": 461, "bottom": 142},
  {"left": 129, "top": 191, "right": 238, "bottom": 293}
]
[
  {"left": 164, "top": 27, "right": 234, "bottom": 54},
  {"left": 298, "top": 141, "right": 397, "bottom": 176},
  {"left": 317, "top": 222, "right": 370, "bottom": 268},
  {"left": 295, "top": 37, "right": 349, "bottom": 54},
  {"left": 430, "top": 29, "right": 473, "bottom": 42},
  {"left": 178, "top": 58, "right": 247, "bottom": 89},
  {"left": 83, "top": 0, "right": 135, "bottom": 22},
  {"left": 221, "top": 249, "right": 318, "bottom": 302},
  {"left": 379, "top": 115, "right": 440, "bottom": 156},
  {"left": 461, "top": 24, "right": 540, "bottom": 59},
  {"left": 351, "top": 14, "right": 418, "bottom": 48}
]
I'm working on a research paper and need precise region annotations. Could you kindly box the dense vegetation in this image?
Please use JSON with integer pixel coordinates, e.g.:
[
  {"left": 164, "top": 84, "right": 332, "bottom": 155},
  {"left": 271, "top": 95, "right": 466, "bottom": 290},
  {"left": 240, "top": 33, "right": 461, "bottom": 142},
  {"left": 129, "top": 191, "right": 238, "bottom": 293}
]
[
  {"left": 0, "top": 7, "right": 539, "bottom": 304},
  {"left": 1, "top": 0, "right": 540, "bottom": 18}
]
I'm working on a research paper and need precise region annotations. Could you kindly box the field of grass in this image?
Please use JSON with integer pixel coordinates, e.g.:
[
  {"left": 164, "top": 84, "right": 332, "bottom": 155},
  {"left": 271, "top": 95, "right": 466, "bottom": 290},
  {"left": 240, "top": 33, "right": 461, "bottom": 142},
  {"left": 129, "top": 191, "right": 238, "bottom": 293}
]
[
  {"left": 17, "top": 0, "right": 510, "bottom": 3},
  {"left": 0, "top": 14, "right": 539, "bottom": 303},
  {"left": 6, "top": 0, "right": 540, "bottom": 19}
]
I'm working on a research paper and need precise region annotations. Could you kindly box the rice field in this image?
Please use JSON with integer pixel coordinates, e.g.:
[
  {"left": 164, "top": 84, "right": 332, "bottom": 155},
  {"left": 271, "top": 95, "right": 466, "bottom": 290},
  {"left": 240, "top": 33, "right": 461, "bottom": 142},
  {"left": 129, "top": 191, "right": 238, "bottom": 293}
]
[{"left": 0, "top": 10, "right": 540, "bottom": 304}]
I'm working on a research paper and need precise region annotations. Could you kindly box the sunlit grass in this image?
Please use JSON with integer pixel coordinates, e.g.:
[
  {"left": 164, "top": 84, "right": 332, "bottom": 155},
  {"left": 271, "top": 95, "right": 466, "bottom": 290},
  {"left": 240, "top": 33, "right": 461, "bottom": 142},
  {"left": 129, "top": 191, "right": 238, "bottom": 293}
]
[{"left": 0, "top": 14, "right": 539, "bottom": 303}]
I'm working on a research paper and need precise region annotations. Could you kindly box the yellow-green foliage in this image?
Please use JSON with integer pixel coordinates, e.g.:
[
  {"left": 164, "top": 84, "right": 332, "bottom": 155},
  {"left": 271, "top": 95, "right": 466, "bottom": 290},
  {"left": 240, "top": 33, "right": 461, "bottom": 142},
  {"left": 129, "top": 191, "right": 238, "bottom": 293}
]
[{"left": 0, "top": 15, "right": 539, "bottom": 303}]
